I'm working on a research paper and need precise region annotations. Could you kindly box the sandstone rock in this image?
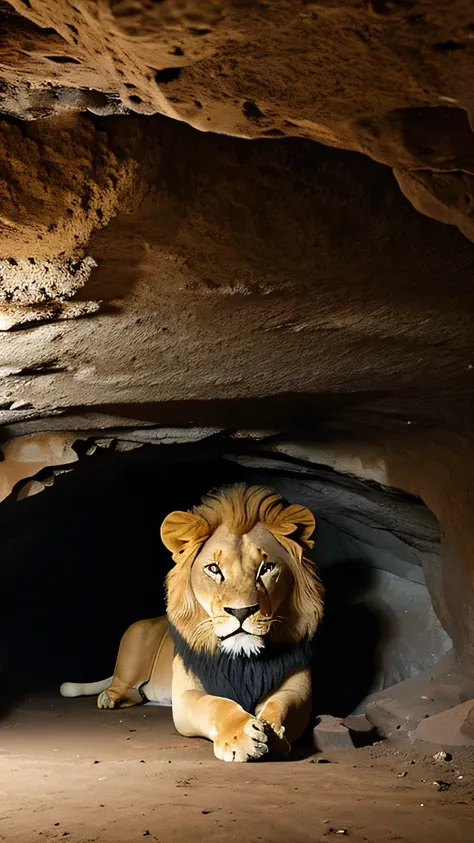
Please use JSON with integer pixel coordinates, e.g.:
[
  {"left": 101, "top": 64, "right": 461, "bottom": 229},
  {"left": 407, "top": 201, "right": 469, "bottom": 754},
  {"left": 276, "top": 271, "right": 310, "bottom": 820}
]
[
  {"left": 415, "top": 700, "right": 474, "bottom": 747},
  {"left": 313, "top": 716, "right": 355, "bottom": 751},
  {"left": 16, "top": 479, "right": 45, "bottom": 500},
  {"left": 0, "top": 300, "right": 100, "bottom": 331},
  {"left": 460, "top": 704, "right": 474, "bottom": 740},
  {"left": 365, "top": 654, "right": 474, "bottom": 738},
  {"left": 2, "top": 1, "right": 474, "bottom": 240}
]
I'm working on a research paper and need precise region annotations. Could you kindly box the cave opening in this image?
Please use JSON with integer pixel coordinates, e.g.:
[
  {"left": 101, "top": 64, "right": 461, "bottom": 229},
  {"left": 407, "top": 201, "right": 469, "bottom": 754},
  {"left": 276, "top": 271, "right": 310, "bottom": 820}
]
[{"left": 0, "top": 432, "right": 452, "bottom": 729}]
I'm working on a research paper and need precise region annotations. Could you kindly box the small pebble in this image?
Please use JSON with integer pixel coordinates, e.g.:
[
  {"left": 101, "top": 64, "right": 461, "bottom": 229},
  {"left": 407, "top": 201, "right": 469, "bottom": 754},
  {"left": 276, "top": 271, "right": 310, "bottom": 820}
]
[
  {"left": 433, "top": 781, "right": 451, "bottom": 792},
  {"left": 433, "top": 751, "right": 452, "bottom": 763},
  {"left": 397, "top": 772, "right": 407, "bottom": 778}
]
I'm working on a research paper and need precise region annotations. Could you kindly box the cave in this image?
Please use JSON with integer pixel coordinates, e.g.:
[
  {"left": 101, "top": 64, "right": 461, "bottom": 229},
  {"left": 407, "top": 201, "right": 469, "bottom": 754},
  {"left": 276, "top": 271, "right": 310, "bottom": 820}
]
[
  {"left": 1, "top": 1, "right": 474, "bottom": 841},
  {"left": 0, "top": 434, "right": 454, "bottom": 707}
]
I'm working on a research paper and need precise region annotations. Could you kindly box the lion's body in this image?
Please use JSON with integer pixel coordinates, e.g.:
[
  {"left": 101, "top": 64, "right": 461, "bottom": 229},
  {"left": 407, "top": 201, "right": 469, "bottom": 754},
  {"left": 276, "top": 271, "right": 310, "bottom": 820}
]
[{"left": 60, "top": 485, "right": 324, "bottom": 762}]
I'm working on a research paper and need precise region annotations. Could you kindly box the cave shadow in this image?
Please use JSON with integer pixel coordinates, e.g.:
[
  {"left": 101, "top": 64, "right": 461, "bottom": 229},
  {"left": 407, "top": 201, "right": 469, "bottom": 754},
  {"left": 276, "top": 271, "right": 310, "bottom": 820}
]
[
  {"left": 0, "top": 448, "right": 248, "bottom": 718},
  {"left": 312, "top": 558, "right": 386, "bottom": 717},
  {"left": 293, "top": 558, "right": 388, "bottom": 758}
]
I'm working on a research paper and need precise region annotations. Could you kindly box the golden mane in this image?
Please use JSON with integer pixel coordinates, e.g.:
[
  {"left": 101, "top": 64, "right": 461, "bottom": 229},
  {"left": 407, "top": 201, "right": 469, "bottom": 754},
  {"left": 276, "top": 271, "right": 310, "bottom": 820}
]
[{"left": 162, "top": 484, "right": 324, "bottom": 652}]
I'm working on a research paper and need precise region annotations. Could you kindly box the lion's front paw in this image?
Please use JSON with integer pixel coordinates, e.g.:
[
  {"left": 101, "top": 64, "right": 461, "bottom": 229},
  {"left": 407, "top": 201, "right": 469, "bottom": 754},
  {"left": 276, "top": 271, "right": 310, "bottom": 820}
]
[
  {"left": 213, "top": 714, "right": 269, "bottom": 763},
  {"left": 257, "top": 719, "right": 291, "bottom": 758}
]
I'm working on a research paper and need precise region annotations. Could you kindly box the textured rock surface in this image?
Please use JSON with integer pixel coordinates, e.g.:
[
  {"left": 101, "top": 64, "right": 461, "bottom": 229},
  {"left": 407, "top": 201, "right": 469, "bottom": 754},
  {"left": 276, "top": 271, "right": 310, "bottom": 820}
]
[
  {"left": 365, "top": 652, "right": 474, "bottom": 738},
  {"left": 2, "top": 2, "right": 474, "bottom": 238},
  {"left": 0, "top": 117, "right": 473, "bottom": 432},
  {"left": 313, "top": 715, "right": 355, "bottom": 750},
  {"left": 415, "top": 699, "right": 474, "bottom": 746},
  {"left": 0, "top": 431, "right": 78, "bottom": 501}
]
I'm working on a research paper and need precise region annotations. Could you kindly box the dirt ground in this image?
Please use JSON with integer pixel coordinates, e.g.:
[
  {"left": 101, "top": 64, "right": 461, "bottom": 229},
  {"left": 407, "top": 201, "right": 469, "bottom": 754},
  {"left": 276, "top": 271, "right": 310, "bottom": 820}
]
[{"left": 0, "top": 694, "right": 473, "bottom": 843}]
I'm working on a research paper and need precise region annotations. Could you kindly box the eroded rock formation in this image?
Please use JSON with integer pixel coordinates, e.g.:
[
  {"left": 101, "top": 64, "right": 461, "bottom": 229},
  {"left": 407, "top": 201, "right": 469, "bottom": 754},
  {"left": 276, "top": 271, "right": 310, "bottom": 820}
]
[{"left": 2, "top": 1, "right": 474, "bottom": 237}]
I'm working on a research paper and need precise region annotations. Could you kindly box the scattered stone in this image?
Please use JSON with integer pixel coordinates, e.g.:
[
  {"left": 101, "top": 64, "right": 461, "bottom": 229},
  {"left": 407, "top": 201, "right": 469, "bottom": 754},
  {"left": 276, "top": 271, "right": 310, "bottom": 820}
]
[
  {"left": 433, "top": 751, "right": 452, "bottom": 762},
  {"left": 94, "top": 760, "right": 100, "bottom": 764},
  {"left": 433, "top": 781, "right": 451, "bottom": 791},
  {"left": 342, "top": 714, "right": 371, "bottom": 732},
  {"left": 364, "top": 657, "right": 474, "bottom": 738},
  {"left": 143, "top": 832, "right": 150, "bottom": 837},
  {"left": 397, "top": 771, "right": 407, "bottom": 778},
  {"left": 311, "top": 757, "right": 330, "bottom": 764},
  {"left": 313, "top": 715, "right": 355, "bottom": 751}
]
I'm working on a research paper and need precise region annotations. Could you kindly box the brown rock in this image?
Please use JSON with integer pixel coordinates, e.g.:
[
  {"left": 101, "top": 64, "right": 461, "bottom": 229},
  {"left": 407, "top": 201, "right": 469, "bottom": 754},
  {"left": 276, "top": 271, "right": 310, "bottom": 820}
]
[
  {"left": 415, "top": 700, "right": 474, "bottom": 747},
  {"left": 460, "top": 704, "right": 474, "bottom": 740},
  {"left": 313, "top": 716, "right": 355, "bottom": 751},
  {"left": 2, "top": 2, "right": 474, "bottom": 239}
]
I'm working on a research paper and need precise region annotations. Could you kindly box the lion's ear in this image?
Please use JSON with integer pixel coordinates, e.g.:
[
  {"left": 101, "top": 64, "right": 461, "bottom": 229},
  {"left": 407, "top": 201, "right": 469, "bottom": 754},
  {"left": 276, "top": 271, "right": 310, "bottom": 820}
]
[
  {"left": 272, "top": 504, "right": 316, "bottom": 550},
  {"left": 160, "top": 510, "right": 210, "bottom": 561}
]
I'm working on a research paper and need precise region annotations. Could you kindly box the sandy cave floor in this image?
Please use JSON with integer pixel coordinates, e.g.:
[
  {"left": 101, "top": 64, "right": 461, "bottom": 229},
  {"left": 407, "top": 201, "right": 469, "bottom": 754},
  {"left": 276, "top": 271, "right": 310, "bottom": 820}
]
[{"left": 0, "top": 694, "right": 473, "bottom": 843}]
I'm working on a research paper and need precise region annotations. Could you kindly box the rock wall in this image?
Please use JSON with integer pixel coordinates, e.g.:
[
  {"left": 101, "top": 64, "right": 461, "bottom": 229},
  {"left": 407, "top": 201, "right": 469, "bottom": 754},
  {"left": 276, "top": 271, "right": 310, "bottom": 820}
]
[{"left": 1, "top": 117, "right": 473, "bottom": 432}]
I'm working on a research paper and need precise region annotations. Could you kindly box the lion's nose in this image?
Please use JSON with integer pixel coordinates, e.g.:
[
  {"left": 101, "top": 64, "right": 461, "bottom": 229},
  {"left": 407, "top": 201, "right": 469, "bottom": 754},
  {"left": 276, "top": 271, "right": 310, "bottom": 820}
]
[{"left": 224, "top": 605, "right": 259, "bottom": 623}]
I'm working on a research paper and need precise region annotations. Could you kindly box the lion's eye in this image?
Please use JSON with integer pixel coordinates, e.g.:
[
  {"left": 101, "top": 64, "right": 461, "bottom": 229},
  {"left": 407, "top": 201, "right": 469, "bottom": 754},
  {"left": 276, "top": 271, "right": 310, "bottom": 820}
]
[
  {"left": 205, "top": 563, "right": 223, "bottom": 578},
  {"left": 259, "top": 562, "right": 275, "bottom": 577}
]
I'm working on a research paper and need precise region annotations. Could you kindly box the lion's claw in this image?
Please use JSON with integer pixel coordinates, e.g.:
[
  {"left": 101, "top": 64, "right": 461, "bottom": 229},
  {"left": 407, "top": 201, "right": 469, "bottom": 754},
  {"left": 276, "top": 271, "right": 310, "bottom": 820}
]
[{"left": 214, "top": 715, "right": 270, "bottom": 762}]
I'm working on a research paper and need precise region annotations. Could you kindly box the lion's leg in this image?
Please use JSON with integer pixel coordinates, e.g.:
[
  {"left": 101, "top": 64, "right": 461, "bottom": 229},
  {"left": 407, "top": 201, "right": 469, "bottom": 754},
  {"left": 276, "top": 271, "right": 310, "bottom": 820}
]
[
  {"left": 255, "top": 667, "right": 312, "bottom": 754},
  {"left": 171, "top": 655, "right": 269, "bottom": 762},
  {"left": 98, "top": 617, "right": 168, "bottom": 710}
]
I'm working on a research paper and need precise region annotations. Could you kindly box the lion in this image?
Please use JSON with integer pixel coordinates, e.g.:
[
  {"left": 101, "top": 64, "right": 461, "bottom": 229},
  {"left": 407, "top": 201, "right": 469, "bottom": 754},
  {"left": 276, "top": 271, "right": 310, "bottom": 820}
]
[{"left": 60, "top": 483, "right": 324, "bottom": 762}]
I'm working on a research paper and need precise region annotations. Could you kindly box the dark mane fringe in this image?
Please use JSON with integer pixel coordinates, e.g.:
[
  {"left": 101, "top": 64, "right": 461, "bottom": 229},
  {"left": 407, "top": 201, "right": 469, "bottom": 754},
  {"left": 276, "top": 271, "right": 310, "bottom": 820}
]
[{"left": 169, "top": 621, "right": 312, "bottom": 714}]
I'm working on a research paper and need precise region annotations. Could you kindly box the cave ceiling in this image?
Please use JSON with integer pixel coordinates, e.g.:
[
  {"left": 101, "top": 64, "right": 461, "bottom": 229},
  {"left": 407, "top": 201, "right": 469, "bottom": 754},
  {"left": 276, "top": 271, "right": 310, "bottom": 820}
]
[{"left": 0, "top": 0, "right": 473, "bottom": 436}]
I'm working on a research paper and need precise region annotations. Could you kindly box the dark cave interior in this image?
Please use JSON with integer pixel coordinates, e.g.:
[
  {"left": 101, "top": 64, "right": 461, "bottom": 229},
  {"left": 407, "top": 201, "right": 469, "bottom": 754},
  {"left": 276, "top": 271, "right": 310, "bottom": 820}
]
[{"left": 0, "top": 441, "right": 450, "bottom": 725}]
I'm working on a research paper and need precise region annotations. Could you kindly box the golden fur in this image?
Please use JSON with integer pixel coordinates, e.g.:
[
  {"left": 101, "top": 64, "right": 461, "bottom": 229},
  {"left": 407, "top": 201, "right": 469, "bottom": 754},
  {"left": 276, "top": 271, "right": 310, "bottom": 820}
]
[
  {"left": 162, "top": 483, "right": 324, "bottom": 652},
  {"left": 61, "top": 484, "right": 323, "bottom": 763}
]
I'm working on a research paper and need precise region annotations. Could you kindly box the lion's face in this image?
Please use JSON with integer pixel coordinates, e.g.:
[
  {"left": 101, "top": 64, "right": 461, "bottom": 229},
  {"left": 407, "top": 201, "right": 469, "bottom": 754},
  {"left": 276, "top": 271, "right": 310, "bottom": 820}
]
[
  {"left": 190, "top": 523, "right": 294, "bottom": 656},
  {"left": 162, "top": 484, "right": 324, "bottom": 656}
]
